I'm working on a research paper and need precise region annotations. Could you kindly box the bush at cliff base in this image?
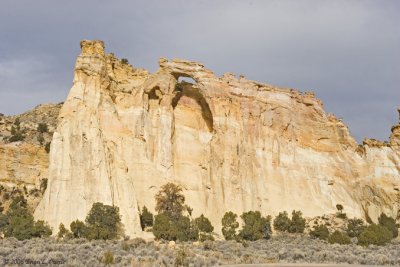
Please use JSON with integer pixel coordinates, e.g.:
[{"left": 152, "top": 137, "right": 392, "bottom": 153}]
[
  {"left": 346, "top": 218, "right": 366, "bottom": 238},
  {"left": 221, "top": 211, "right": 239, "bottom": 241},
  {"left": 152, "top": 214, "right": 198, "bottom": 242},
  {"left": 357, "top": 224, "right": 392, "bottom": 246},
  {"left": 0, "top": 195, "right": 52, "bottom": 240},
  {"left": 84, "top": 202, "right": 122, "bottom": 240},
  {"left": 310, "top": 224, "right": 329, "bottom": 240},
  {"left": 328, "top": 230, "right": 351, "bottom": 245},
  {"left": 273, "top": 211, "right": 291, "bottom": 232},
  {"left": 238, "top": 211, "right": 271, "bottom": 241},
  {"left": 288, "top": 210, "right": 306, "bottom": 233},
  {"left": 378, "top": 213, "right": 398, "bottom": 238}
]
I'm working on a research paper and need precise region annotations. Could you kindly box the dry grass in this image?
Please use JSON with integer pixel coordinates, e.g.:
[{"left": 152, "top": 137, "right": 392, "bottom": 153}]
[{"left": 0, "top": 234, "right": 399, "bottom": 266}]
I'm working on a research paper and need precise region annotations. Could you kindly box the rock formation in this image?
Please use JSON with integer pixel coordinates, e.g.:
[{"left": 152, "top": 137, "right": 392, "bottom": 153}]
[
  {"left": 0, "top": 103, "right": 61, "bottom": 210},
  {"left": 34, "top": 40, "right": 400, "bottom": 237}
]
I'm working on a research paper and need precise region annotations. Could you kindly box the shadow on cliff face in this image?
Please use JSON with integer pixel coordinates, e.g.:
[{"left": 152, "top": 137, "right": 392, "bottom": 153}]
[
  {"left": 147, "top": 86, "right": 162, "bottom": 104},
  {"left": 172, "top": 80, "right": 213, "bottom": 132}
]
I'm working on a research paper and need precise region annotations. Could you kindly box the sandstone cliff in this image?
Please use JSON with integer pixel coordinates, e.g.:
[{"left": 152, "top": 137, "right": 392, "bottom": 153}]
[
  {"left": 0, "top": 104, "right": 61, "bottom": 210},
  {"left": 34, "top": 40, "right": 400, "bottom": 237}
]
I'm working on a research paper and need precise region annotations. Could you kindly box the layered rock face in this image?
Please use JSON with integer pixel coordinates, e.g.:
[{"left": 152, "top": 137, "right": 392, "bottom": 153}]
[
  {"left": 35, "top": 40, "right": 400, "bottom": 237},
  {"left": 0, "top": 104, "right": 61, "bottom": 210}
]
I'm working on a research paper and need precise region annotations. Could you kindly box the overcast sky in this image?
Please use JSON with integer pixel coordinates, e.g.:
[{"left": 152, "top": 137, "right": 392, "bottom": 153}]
[{"left": 0, "top": 1, "right": 399, "bottom": 142}]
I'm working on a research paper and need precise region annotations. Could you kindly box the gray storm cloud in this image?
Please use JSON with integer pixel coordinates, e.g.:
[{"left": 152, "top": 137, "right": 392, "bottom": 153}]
[{"left": 0, "top": 0, "right": 399, "bottom": 142}]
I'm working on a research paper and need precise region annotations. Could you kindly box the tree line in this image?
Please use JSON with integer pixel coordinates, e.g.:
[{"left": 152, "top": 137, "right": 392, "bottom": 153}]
[{"left": 0, "top": 182, "right": 398, "bottom": 247}]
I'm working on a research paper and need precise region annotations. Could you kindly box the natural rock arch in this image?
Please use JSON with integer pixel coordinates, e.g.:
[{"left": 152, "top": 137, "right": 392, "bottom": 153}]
[
  {"left": 172, "top": 80, "right": 213, "bottom": 132},
  {"left": 170, "top": 77, "right": 214, "bottom": 216}
]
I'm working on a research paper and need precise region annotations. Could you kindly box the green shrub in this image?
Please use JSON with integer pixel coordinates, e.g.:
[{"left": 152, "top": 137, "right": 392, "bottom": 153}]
[
  {"left": 152, "top": 214, "right": 198, "bottom": 242},
  {"left": 5, "top": 211, "right": 36, "bottom": 240},
  {"left": 171, "top": 215, "right": 198, "bottom": 242},
  {"left": 37, "top": 135, "right": 44, "bottom": 145},
  {"left": 328, "top": 230, "right": 351, "bottom": 245},
  {"left": 310, "top": 224, "right": 329, "bottom": 240},
  {"left": 155, "top": 183, "right": 185, "bottom": 220},
  {"left": 121, "top": 58, "right": 129, "bottom": 65},
  {"left": 14, "top": 118, "right": 21, "bottom": 126},
  {"left": 239, "top": 211, "right": 271, "bottom": 241},
  {"left": 57, "top": 223, "right": 71, "bottom": 239},
  {"left": 9, "top": 195, "right": 27, "bottom": 209},
  {"left": 10, "top": 125, "right": 17, "bottom": 136},
  {"left": 9, "top": 119, "right": 25, "bottom": 142},
  {"left": 153, "top": 183, "right": 200, "bottom": 242},
  {"left": 0, "top": 213, "right": 8, "bottom": 231},
  {"left": 37, "top": 123, "right": 48, "bottom": 133},
  {"left": 85, "top": 202, "right": 122, "bottom": 240},
  {"left": 32, "top": 220, "right": 52, "bottom": 238},
  {"left": 378, "top": 213, "right": 398, "bottom": 238},
  {"left": 45, "top": 142, "right": 51, "bottom": 153},
  {"left": 8, "top": 132, "right": 25, "bottom": 142},
  {"left": 70, "top": 220, "right": 86, "bottom": 238},
  {"left": 3, "top": 195, "right": 52, "bottom": 240},
  {"left": 101, "top": 251, "right": 114, "bottom": 265},
  {"left": 357, "top": 224, "right": 393, "bottom": 246},
  {"left": 273, "top": 211, "right": 291, "bottom": 232},
  {"left": 335, "top": 204, "right": 347, "bottom": 219},
  {"left": 288, "top": 210, "right": 306, "bottom": 233},
  {"left": 140, "top": 206, "right": 154, "bottom": 230},
  {"left": 346, "top": 218, "right": 366, "bottom": 238},
  {"left": 221, "top": 211, "right": 239, "bottom": 240},
  {"left": 153, "top": 213, "right": 175, "bottom": 240},
  {"left": 194, "top": 214, "right": 214, "bottom": 241},
  {"left": 194, "top": 214, "right": 214, "bottom": 233}
]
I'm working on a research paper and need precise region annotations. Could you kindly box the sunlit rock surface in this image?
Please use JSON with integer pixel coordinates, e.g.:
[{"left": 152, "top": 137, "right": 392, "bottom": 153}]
[{"left": 34, "top": 40, "right": 400, "bottom": 237}]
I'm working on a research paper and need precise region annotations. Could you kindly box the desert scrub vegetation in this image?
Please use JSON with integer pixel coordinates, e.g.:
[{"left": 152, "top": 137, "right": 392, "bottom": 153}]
[
  {"left": 140, "top": 206, "right": 154, "bottom": 231},
  {"left": 350, "top": 213, "right": 399, "bottom": 246},
  {"left": 0, "top": 195, "right": 52, "bottom": 240},
  {"left": 346, "top": 217, "right": 366, "bottom": 237},
  {"left": 1, "top": 235, "right": 400, "bottom": 266},
  {"left": 378, "top": 213, "right": 399, "bottom": 238},
  {"left": 152, "top": 183, "right": 215, "bottom": 242},
  {"left": 309, "top": 224, "right": 329, "bottom": 240},
  {"left": 335, "top": 204, "right": 347, "bottom": 219},
  {"left": 58, "top": 202, "right": 123, "bottom": 241},
  {"left": 328, "top": 230, "right": 351, "bottom": 245},
  {"left": 238, "top": 211, "right": 271, "bottom": 241},
  {"left": 221, "top": 211, "right": 239, "bottom": 240},
  {"left": 272, "top": 210, "right": 306, "bottom": 233},
  {"left": 121, "top": 58, "right": 129, "bottom": 65},
  {"left": 357, "top": 224, "right": 393, "bottom": 246},
  {"left": 37, "top": 122, "right": 48, "bottom": 133},
  {"left": 8, "top": 118, "right": 26, "bottom": 142}
]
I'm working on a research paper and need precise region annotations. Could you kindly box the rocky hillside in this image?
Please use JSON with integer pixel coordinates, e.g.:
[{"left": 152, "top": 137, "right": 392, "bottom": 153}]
[
  {"left": 32, "top": 40, "right": 400, "bottom": 238},
  {"left": 0, "top": 103, "right": 62, "bottom": 211},
  {"left": 0, "top": 103, "right": 61, "bottom": 145}
]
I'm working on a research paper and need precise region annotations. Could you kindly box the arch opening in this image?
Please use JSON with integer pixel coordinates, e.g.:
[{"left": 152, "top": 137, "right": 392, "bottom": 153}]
[
  {"left": 177, "top": 76, "right": 196, "bottom": 84},
  {"left": 172, "top": 80, "right": 213, "bottom": 132},
  {"left": 148, "top": 86, "right": 162, "bottom": 101}
]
